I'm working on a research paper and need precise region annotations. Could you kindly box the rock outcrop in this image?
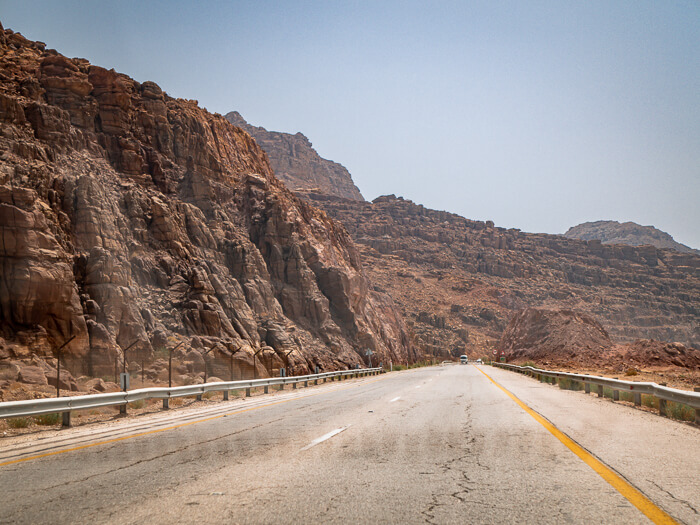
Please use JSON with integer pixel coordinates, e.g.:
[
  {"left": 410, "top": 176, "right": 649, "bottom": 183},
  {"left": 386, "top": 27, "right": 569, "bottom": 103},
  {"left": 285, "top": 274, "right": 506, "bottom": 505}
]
[
  {"left": 497, "top": 307, "right": 699, "bottom": 372},
  {"left": 301, "top": 193, "right": 700, "bottom": 358},
  {"left": 497, "top": 308, "right": 614, "bottom": 365},
  {"left": 0, "top": 23, "right": 411, "bottom": 400},
  {"left": 226, "top": 111, "right": 364, "bottom": 201},
  {"left": 565, "top": 220, "right": 698, "bottom": 255}
]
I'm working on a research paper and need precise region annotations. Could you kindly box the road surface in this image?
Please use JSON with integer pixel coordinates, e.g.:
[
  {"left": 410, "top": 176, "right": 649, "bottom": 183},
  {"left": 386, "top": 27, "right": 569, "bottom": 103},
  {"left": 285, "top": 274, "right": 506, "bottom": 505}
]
[{"left": 0, "top": 365, "right": 697, "bottom": 524}]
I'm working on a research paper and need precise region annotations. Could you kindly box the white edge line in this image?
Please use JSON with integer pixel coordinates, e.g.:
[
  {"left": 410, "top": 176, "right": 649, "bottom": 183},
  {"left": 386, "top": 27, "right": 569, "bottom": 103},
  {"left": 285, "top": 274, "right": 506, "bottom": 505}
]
[{"left": 300, "top": 425, "right": 350, "bottom": 451}]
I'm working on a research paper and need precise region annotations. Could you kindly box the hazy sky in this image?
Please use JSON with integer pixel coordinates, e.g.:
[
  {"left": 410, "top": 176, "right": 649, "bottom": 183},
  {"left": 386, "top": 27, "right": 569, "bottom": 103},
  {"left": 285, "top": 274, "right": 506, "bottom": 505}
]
[{"left": 2, "top": 1, "right": 699, "bottom": 247}]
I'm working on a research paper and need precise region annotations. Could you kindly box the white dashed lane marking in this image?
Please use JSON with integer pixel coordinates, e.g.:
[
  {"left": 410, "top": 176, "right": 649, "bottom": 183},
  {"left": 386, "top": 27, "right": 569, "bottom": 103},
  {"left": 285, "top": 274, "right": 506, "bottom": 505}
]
[{"left": 300, "top": 426, "right": 350, "bottom": 451}]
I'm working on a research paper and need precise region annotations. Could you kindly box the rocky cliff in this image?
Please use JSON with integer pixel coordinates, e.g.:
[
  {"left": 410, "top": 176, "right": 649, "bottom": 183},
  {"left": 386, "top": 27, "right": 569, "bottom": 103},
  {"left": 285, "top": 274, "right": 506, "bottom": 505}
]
[
  {"left": 0, "top": 23, "right": 411, "bottom": 399},
  {"left": 225, "top": 111, "right": 364, "bottom": 201},
  {"left": 301, "top": 193, "right": 700, "bottom": 359},
  {"left": 565, "top": 220, "right": 698, "bottom": 255}
]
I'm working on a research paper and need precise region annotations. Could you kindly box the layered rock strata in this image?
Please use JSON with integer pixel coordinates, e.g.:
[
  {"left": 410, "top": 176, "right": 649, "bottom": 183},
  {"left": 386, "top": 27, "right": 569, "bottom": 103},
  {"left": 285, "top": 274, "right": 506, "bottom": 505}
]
[
  {"left": 0, "top": 23, "right": 411, "bottom": 399},
  {"left": 302, "top": 192, "right": 699, "bottom": 358}
]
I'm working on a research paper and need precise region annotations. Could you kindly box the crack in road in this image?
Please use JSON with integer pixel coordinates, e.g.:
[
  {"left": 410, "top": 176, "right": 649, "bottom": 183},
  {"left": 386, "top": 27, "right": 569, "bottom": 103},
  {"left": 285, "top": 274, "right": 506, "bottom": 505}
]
[
  {"left": 648, "top": 479, "right": 699, "bottom": 516},
  {"left": 420, "top": 403, "right": 475, "bottom": 524}
]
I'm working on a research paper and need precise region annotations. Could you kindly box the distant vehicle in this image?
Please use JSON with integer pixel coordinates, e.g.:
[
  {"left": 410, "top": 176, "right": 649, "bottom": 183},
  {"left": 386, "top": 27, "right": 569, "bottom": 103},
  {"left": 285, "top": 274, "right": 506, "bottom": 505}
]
[
  {"left": 476, "top": 358, "right": 482, "bottom": 364},
  {"left": 460, "top": 355, "right": 468, "bottom": 364}
]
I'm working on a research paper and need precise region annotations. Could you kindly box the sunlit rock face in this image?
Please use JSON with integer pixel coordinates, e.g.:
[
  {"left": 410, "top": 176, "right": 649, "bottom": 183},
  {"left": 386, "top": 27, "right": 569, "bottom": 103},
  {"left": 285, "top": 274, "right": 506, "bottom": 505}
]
[
  {"left": 0, "top": 22, "right": 411, "bottom": 395},
  {"left": 225, "top": 111, "right": 364, "bottom": 202},
  {"left": 564, "top": 220, "right": 699, "bottom": 255}
]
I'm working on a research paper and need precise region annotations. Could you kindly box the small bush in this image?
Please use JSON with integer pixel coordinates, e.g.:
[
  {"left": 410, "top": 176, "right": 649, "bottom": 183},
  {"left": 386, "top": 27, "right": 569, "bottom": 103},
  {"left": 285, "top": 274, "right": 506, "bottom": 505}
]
[
  {"left": 642, "top": 394, "right": 658, "bottom": 410},
  {"left": 8, "top": 417, "right": 30, "bottom": 429},
  {"left": 392, "top": 365, "right": 406, "bottom": 371},
  {"left": 34, "top": 413, "right": 60, "bottom": 426},
  {"left": 558, "top": 378, "right": 584, "bottom": 391},
  {"left": 129, "top": 399, "right": 145, "bottom": 409},
  {"left": 624, "top": 368, "right": 638, "bottom": 376},
  {"left": 667, "top": 401, "right": 694, "bottom": 422},
  {"left": 203, "top": 391, "right": 216, "bottom": 400},
  {"left": 619, "top": 391, "right": 635, "bottom": 403}
]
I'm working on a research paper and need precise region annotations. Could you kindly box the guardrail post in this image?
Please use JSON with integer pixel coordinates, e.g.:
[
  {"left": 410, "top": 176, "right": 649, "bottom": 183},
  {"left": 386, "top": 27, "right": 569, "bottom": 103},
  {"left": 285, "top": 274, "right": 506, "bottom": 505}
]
[
  {"left": 552, "top": 376, "right": 557, "bottom": 386},
  {"left": 584, "top": 383, "right": 590, "bottom": 394},
  {"left": 304, "top": 380, "right": 308, "bottom": 387},
  {"left": 246, "top": 387, "right": 251, "bottom": 397},
  {"left": 196, "top": 394, "right": 203, "bottom": 401},
  {"left": 292, "top": 381, "right": 297, "bottom": 389},
  {"left": 62, "top": 411, "right": 71, "bottom": 427},
  {"left": 597, "top": 385, "right": 604, "bottom": 398},
  {"left": 634, "top": 393, "right": 641, "bottom": 406},
  {"left": 659, "top": 383, "right": 667, "bottom": 416},
  {"left": 264, "top": 385, "right": 269, "bottom": 394},
  {"left": 120, "top": 404, "right": 127, "bottom": 415},
  {"left": 163, "top": 398, "right": 170, "bottom": 409},
  {"left": 695, "top": 388, "right": 700, "bottom": 425},
  {"left": 223, "top": 390, "right": 229, "bottom": 400},
  {"left": 613, "top": 390, "right": 619, "bottom": 401}
]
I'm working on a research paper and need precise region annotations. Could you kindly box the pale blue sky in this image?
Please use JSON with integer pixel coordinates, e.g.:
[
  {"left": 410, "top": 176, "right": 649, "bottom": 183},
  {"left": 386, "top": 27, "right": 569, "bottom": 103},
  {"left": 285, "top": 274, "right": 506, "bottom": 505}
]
[{"left": 2, "top": 1, "right": 698, "bottom": 247}]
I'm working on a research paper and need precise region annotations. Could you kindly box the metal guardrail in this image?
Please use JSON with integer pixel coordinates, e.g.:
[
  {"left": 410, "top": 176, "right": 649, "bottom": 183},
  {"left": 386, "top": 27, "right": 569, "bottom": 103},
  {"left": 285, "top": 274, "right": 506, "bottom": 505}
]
[
  {"left": 492, "top": 362, "right": 700, "bottom": 423},
  {"left": 0, "top": 368, "right": 382, "bottom": 425}
]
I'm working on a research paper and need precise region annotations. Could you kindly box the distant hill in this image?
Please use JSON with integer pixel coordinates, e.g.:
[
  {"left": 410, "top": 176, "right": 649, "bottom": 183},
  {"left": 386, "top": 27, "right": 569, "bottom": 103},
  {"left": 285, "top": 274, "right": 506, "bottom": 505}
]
[
  {"left": 225, "top": 111, "right": 364, "bottom": 201},
  {"left": 564, "top": 221, "right": 698, "bottom": 255}
]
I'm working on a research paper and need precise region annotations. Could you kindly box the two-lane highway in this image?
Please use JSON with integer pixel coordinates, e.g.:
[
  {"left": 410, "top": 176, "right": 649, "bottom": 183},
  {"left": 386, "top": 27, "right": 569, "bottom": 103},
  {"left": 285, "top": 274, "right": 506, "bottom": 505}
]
[{"left": 0, "top": 365, "right": 697, "bottom": 524}]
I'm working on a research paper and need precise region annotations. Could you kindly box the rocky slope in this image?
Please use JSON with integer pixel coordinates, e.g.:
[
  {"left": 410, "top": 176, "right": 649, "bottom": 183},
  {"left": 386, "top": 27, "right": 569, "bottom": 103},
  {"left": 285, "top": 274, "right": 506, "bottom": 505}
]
[
  {"left": 302, "top": 193, "right": 700, "bottom": 359},
  {"left": 497, "top": 308, "right": 614, "bottom": 366},
  {"left": 0, "top": 24, "right": 412, "bottom": 400},
  {"left": 565, "top": 220, "right": 698, "bottom": 255},
  {"left": 225, "top": 111, "right": 364, "bottom": 201},
  {"left": 497, "top": 307, "right": 699, "bottom": 372}
]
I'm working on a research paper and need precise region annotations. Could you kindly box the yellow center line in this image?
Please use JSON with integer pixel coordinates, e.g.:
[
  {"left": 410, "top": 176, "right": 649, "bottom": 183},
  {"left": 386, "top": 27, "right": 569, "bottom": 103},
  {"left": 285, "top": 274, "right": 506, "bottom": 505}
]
[
  {"left": 0, "top": 373, "right": 392, "bottom": 468},
  {"left": 475, "top": 366, "right": 679, "bottom": 525}
]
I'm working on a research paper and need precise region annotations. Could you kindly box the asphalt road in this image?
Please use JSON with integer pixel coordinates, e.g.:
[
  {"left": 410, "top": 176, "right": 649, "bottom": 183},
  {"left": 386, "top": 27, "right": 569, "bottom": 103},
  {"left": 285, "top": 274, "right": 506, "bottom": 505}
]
[{"left": 0, "top": 365, "right": 697, "bottom": 524}]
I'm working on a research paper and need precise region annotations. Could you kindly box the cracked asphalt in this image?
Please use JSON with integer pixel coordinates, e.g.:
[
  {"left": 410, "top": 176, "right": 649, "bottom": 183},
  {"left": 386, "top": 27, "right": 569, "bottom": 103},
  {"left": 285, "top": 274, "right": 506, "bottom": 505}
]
[{"left": 0, "top": 365, "right": 697, "bottom": 524}]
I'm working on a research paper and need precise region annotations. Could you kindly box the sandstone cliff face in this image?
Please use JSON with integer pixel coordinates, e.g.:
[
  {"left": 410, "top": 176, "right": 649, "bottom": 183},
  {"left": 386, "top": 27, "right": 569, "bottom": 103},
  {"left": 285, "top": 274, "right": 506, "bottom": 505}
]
[
  {"left": 565, "top": 221, "right": 699, "bottom": 255},
  {"left": 226, "top": 111, "right": 364, "bottom": 201},
  {"left": 302, "top": 193, "right": 700, "bottom": 358},
  {"left": 0, "top": 24, "right": 411, "bottom": 397}
]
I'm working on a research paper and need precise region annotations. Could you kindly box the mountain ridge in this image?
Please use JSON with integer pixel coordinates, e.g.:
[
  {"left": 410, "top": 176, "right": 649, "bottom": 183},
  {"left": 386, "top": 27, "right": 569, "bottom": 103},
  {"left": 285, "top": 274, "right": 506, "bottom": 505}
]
[{"left": 565, "top": 220, "right": 698, "bottom": 255}]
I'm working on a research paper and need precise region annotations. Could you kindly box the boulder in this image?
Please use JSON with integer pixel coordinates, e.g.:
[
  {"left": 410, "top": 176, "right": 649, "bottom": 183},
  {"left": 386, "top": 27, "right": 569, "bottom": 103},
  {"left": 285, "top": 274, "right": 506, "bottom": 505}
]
[{"left": 17, "top": 365, "right": 47, "bottom": 385}]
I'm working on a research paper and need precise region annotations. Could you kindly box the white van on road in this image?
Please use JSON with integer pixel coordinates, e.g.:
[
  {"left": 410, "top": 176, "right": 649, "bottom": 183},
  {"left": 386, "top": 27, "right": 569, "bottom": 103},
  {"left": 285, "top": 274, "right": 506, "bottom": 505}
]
[{"left": 460, "top": 355, "right": 468, "bottom": 364}]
